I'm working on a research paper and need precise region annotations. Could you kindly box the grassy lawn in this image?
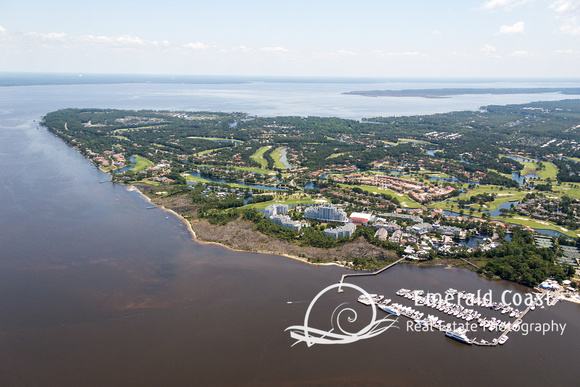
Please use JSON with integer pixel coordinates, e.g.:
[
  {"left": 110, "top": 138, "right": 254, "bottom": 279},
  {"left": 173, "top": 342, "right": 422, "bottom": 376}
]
[
  {"left": 195, "top": 164, "right": 273, "bottom": 175},
  {"left": 132, "top": 155, "right": 154, "bottom": 173},
  {"left": 498, "top": 216, "right": 579, "bottom": 238},
  {"left": 184, "top": 173, "right": 245, "bottom": 188},
  {"left": 187, "top": 136, "right": 243, "bottom": 143},
  {"left": 327, "top": 152, "right": 347, "bottom": 159},
  {"left": 398, "top": 138, "right": 434, "bottom": 145},
  {"left": 339, "top": 183, "right": 422, "bottom": 208},
  {"left": 197, "top": 147, "right": 228, "bottom": 156},
  {"left": 244, "top": 196, "right": 321, "bottom": 209},
  {"left": 250, "top": 146, "right": 272, "bottom": 169},
  {"left": 522, "top": 161, "right": 558, "bottom": 180},
  {"left": 423, "top": 172, "right": 454, "bottom": 179},
  {"left": 235, "top": 166, "right": 274, "bottom": 175},
  {"left": 271, "top": 147, "right": 288, "bottom": 169},
  {"left": 380, "top": 139, "right": 433, "bottom": 146},
  {"left": 184, "top": 172, "right": 282, "bottom": 191},
  {"left": 552, "top": 183, "right": 580, "bottom": 199},
  {"left": 112, "top": 125, "right": 163, "bottom": 133},
  {"left": 131, "top": 178, "right": 160, "bottom": 186},
  {"left": 434, "top": 185, "right": 529, "bottom": 213}
]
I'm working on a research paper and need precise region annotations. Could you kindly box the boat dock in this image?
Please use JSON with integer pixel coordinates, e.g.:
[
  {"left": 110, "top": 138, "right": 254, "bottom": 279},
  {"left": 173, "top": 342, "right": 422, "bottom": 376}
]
[
  {"left": 482, "top": 292, "right": 547, "bottom": 347},
  {"left": 364, "top": 287, "right": 549, "bottom": 347},
  {"left": 337, "top": 258, "right": 405, "bottom": 293}
]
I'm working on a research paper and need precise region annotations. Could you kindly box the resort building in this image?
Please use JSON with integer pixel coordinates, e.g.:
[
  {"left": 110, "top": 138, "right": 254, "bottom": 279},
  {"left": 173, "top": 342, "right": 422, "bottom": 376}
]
[
  {"left": 373, "top": 221, "right": 401, "bottom": 233},
  {"left": 374, "top": 228, "right": 388, "bottom": 241},
  {"left": 270, "top": 214, "right": 302, "bottom": 232},
  {"left": 324, "top": 223, "right": 357, "bottom": 239},
  {"left": 304, "top": 203, "right": 348, "bottom": 222},
  {"left": 380, "top": 212, "right": 423, "bottom": 224},
  {"left": 389, "top": 229, "right": 403, "bottom": 243},
  {"left": 264, "top": 203, "right": 289, "bottom": 219},
  {"left": 435, "top": 225, "right": 463, "bottom": 236},
  {"left": 407, "top": 222, "right": 434, "bottom": 235},
  {"left": 349, "top": 212, "right": 374, "bottom": 225}
]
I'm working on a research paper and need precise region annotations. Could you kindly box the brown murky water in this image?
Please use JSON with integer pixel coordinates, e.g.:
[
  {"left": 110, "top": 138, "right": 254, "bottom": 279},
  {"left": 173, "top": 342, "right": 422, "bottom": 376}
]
[{"left": 0, "top": 84, "right": 579, "bottom": 386}]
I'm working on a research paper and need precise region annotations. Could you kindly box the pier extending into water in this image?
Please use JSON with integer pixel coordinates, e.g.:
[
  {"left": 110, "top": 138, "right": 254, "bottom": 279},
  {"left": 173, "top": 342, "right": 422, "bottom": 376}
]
[
  {"left": 481, "top": 292, "right": 547, "bottom": 347},
  {"left": 459, "top": 257, "right": 479, "bottom": 269},
  {"left": 337, "top": 258, "right": 405, "bottom": 293}
]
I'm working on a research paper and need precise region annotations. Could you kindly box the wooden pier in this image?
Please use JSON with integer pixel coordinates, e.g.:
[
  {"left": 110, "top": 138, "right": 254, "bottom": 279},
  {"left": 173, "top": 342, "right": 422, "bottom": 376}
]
[
  {"left": 337, "top": 258, "right": 405, "bottom": 293},
  {"left": 473, "top": 292, "right": 547, "bottom": 347},
  {"left": 388, "top": 288, "right": 549, "bottom": 347},
  {"left": 459, "top": 257, "right": 479, "bottom": 269}
]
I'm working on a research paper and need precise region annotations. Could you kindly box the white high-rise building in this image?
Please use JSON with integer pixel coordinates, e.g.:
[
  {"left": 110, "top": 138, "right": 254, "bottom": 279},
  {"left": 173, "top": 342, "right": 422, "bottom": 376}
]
[
  {"left": 270, "top": 214, "right": 302, "bottom": 232},
  {"left": 324, "top": 223, "right": 356, "bottom": 238},
  {"left": 264, "top": 203, "right": 289, "bottom": 219},
  {"left": 304, "top": 203, "right": 347, "bottom": 222}
]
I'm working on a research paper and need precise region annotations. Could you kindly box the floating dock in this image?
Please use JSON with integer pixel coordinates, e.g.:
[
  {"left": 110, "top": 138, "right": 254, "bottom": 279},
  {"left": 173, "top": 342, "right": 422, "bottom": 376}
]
[{"left": 362, "top": 287, "right": 548, "bottom": 347}]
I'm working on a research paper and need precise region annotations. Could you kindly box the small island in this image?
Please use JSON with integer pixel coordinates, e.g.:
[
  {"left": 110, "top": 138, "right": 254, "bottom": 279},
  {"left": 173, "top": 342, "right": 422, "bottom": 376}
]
[
  {"left": 41, "top": 100, "right": 580, "bottom": 291},
  {"left": 343, "top": 87, "right": 580, "bottom": 99}
]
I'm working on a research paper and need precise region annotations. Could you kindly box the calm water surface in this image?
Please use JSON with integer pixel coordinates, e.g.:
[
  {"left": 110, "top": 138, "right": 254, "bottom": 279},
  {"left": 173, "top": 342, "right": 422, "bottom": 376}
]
[{"left": 1, "top": 80, "right": 579, "bottom": 386}]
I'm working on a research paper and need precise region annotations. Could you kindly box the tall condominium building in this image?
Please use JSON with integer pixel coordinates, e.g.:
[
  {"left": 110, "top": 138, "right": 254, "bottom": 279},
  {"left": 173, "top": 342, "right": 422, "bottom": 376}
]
[
  {"left": 324, "top": 223, "right": 357, "bottom": 239},
  {"left": 264, "top": 203, "right": 289, "bottom": 219},
  {"left": 270, "top": 214, "right": 302, "bottom": 232},
  {"left": 304, "top": 203, "right": 348, "bottom": 222}
]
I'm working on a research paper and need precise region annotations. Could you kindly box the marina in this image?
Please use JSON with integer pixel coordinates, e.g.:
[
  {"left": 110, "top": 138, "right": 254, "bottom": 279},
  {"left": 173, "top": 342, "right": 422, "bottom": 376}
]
[{"left": 358, "top": 286, "right": 549, "bottom": 347}]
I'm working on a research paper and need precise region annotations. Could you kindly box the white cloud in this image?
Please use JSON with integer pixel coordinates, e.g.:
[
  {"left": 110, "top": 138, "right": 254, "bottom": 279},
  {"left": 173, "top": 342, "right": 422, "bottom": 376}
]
[
  {"left": 183, "top": 42, "right": 209, "bottom": 50},
  {"left": 0, "top": 25, "right": 7, "bottom": 33},
  {"left": 116, "top": 35, "right": 144, "bottom": 45},
  {"left": 260, "top": 46, "right": 292, "bottom": 53},
  {"left": 510, "top": 50, "right": 532, "bottom": 56},
  {"left": 482, "top": 0, "right": 533, "bottom": 11},
  {"left": 551, "top": 0, "right": 580, "bottom": 35},
  {"left": 233, "top": 45, "right": 251, "bottom": 52},
  {"left": 481, "top": 44, "right": 498, "bottom": 53},
  {"left": 496, "top": 21, "right": 525, "bottom": 35},
  {"left": 28, "top": 32, "right": 68, "bottom": 41},
  {"left": 152, "top": 40, "right": 170, "bottom": 46},
  {"left": 372, "top": 50, "right": 429, "bottom": 58},
  {"left": 553, "top": 48, "right": 578, "bottom": 54},
  {"left": 432, "top": 30, "right": 443, "bottom": 35},
  {"left": 337, "top": 50, "right": 356, "bottom": 56},
  {"left": 78, "top": 34, "right": 147, "bottom": 46}
]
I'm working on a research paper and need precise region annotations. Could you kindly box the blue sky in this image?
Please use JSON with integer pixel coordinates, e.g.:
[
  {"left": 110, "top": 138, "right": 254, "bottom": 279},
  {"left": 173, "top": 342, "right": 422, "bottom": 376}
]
[{"left": 1, "top": 0, "right": 579, "bottom": 77}]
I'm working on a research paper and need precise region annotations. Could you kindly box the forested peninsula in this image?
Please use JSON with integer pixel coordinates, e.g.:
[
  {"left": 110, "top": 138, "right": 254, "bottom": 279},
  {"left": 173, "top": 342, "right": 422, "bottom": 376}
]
[
  {"left": 41, "top": 100, "right": 580, "bottom": 288},
  {"left": 343, "top": 88, "right": 580, "bottom": 98}
]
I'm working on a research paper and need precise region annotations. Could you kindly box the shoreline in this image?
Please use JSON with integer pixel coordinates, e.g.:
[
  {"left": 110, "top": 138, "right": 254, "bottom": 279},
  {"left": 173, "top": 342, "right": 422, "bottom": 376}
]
[
  {"left": 127, "top": 184, "right": 487, "bottom": 274},
  {"left": 126, "top": 183, "right": 577, "bottom": 296},
  {"left": 128, "top": 184, "right": 347, "bottom": 269}
]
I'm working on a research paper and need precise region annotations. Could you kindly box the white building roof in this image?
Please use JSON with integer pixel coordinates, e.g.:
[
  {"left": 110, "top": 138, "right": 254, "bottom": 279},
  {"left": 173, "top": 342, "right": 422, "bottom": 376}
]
[{"left": 349, "top": 212, "right": 373, "bottom": 221}]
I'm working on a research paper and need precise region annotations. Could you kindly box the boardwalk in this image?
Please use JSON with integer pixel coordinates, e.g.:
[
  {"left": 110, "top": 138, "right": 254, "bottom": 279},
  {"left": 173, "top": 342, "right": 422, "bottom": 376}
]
[
  {"left": 337, "top": 258, "right": 405, "bottom": 293},
  {"left": 488, "top": 292, "right": 547, "bottom": 346},
  {"left": 459, "top": 257, "right": 479, "bottom": 269}
]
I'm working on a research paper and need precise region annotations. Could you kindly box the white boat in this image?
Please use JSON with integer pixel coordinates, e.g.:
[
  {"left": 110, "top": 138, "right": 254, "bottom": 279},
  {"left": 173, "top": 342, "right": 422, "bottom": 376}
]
[
  {"left": 498, "top": 335, "right": 509, "bottom": 345},
  {"left": 445, "top": 329, "right": 472, "bottom": 345},
  {"left": 358, "top": 294, "right": 383, "bottom": 305},
  {"left": 379, "top": 303, "right": 401, "bottom": 316}
]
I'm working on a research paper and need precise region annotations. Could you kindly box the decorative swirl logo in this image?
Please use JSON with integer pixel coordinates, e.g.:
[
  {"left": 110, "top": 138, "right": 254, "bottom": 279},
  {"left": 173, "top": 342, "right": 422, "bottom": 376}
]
[{"left": 285, "top": 283, "right": 399, "bottom": 347}]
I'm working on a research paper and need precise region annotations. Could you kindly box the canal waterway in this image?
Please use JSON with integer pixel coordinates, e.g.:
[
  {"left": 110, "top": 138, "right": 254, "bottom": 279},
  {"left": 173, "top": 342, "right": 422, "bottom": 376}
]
[{"left": 1, "top": 77, "right": 579, "bottom": 386}]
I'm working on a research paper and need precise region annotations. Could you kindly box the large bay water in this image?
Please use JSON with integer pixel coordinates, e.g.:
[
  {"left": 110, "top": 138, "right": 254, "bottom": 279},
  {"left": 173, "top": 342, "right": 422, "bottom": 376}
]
[{"left": 1, "top": 77, "right": 580, "bottom": 386}]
